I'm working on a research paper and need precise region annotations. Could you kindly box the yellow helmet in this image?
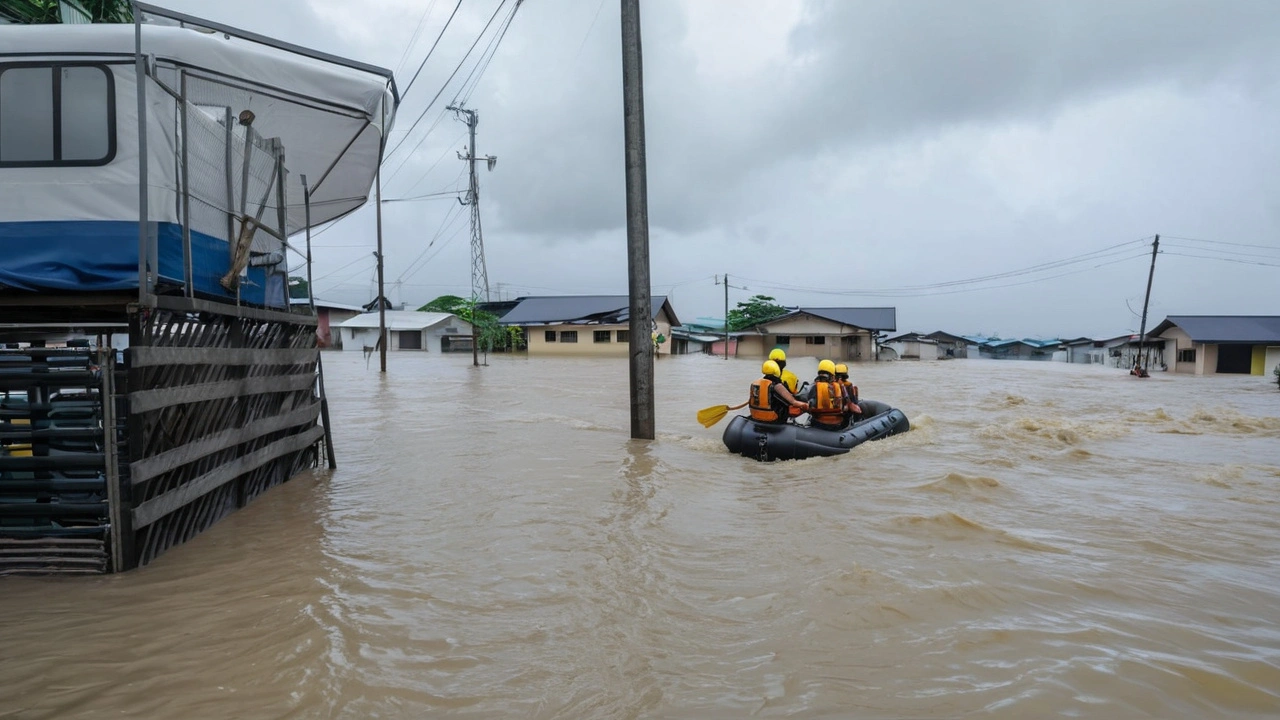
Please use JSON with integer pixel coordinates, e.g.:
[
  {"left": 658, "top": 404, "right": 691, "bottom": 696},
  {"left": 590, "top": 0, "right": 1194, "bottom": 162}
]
[
  {"left": 768, "top": 348, "right": 787, "bottom": 362},
  {"left": 762, "top": 360, "right": 781, "bottom": 376},
  {"left": 818, "top": 359, "right": 836, "bottom": 375},
  {"left": 834, "top": 363, "right": 848, "bottom": 374}
]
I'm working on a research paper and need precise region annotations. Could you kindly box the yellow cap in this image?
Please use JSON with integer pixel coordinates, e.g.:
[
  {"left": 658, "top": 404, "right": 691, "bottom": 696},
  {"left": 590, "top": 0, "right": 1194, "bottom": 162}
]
[
  {"left": 818, "top": 359, "right": 836, "bottom": 375},
  {"left": 762, "top": 360, "right": 780, "bottom": 376},
  {"left": 768, "top": 348, "right": 787, "bottom": 362},
  {"left": 834, "top": 363, "right": 848, "bottom": 374}
]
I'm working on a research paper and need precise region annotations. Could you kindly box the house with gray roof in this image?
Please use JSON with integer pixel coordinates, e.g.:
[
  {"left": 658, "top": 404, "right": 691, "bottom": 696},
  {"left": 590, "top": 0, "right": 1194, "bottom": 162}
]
[
  {"left": 1150, "top": 315, "right": 1280, "bottom": 376},
  {"left": 499, "top": 295, "right": 681, "bottom": 356},
  {"left": 737, "top": 307, "right": 897, "bottom": 363}
]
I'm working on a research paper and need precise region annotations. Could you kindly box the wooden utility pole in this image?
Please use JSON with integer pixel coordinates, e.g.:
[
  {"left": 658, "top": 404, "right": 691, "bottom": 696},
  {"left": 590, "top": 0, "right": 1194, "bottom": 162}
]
[
  {"left": 621, "top": 0, "right": 654, "bottom": 439},
  {"left": 1135, "top": 234, "right": 1160, "bottom": 372}
]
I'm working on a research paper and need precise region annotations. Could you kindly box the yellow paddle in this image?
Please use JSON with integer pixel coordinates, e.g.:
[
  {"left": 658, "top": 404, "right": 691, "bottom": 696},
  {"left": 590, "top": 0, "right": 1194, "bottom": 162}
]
[{"left": 697, "top": 401, "right": 748, "bottom": 428}]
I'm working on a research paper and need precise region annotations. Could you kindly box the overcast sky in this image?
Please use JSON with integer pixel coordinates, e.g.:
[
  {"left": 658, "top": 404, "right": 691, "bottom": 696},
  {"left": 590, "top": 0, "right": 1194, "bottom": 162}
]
[{"left": 166, "top": 0, "right": 1280, "bottom": 338}]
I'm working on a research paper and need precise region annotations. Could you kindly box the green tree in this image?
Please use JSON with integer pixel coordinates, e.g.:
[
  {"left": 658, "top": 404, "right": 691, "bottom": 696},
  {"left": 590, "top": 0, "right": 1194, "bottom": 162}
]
[
  {"left": 419, "top": 295, "right": 522, "bottom": 352},
  {"left": 287, "top": 276, "right": 309, "bottom": 300},
  {"left": 727, "top": 294, "right": 789, "bottom": 331},
  {"left": 419, "top": 294, "right": 469, "bottom": 316}
]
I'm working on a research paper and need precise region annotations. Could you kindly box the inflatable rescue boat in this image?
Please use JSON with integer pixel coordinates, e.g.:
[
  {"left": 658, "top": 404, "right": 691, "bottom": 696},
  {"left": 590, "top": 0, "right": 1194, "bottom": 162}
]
[{"left": 722, "top": 399, "right": 910, "bottom": 461}]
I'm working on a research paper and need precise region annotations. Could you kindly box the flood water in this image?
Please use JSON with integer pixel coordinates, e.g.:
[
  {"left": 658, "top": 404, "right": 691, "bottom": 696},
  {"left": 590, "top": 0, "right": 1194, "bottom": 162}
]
[{"left": 3, "top": 352, "right": 1280, "bottom": 718}]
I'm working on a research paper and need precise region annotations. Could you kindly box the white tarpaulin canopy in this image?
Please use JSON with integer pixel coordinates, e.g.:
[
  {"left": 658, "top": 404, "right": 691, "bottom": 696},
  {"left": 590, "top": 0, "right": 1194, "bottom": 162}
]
[{"left": 1, "top": 20, "right": 397, "bottom": 232}]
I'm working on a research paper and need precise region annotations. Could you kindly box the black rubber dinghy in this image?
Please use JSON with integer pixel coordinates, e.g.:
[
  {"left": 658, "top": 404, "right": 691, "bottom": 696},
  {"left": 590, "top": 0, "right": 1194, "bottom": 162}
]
[{"left": 722, "top": 398, "right": 910, "bottom": 461}]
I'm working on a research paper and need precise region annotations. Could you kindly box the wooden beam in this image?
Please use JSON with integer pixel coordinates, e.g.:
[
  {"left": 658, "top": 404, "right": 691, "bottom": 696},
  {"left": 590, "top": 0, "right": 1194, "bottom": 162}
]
[
  {"left": 154, "top": 295, "right": 317, "bottom": 326},
  {"left": 131, "top": 425, "right": 323, "bottom": 529},
  {"left": 129, "top": 402, "right": 319, "bottom": 486},
  {"left": 128, "top": 372, "right": 316, "bottom": 414},
  {"left": 129, "top": 346, "right": 317, "bottom": 368}
]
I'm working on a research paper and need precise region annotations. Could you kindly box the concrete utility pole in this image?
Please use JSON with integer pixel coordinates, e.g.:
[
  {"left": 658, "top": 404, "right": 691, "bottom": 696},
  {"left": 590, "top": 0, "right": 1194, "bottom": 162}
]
[
  {"left": 1135, "top": 234, "right": 1160, "bottom": 372},
  {"left": 448, "top": 103, "right": 496, "bottom": 368},
  {"left": 621, "top": 0, "right": 654, "bottom": 439}
]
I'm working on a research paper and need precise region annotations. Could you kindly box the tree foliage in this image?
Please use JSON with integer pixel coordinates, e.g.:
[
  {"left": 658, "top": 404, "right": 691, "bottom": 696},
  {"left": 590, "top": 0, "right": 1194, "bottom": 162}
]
[
  {"left": 287, "top": 276, "right": 309, "bottom": 300},
  {"left": 727, "top": 294, "right": 789, "bottom": 331},
  {"left": 419, "top": 295, "right": 522, "bottom": 351},
  {"left": 0, "top": 0, "right": 132, "bottom": 23}
]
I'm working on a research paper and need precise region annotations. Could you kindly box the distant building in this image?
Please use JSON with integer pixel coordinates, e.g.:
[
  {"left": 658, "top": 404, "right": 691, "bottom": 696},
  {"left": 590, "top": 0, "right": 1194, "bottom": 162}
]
[
  {"left": 1150, "top": 315, "right": 1280, "bottom": 376},
  {"left": 881, "top": 332, "right": 939, "bottom": 361},
  {"left": 737, "top": 307, "right": 897, "bottom": 362},
  {"left": 1058, "top": 337, "right": 1107, "bottom": 364},
  {"left": 924, "top": 331, "right": 972, "bottom": 359},
  {"left": 499, "top": 295, "right": 681, "bottom": 356},
  {"left": 979, "top": 338, "right": 1061, "bottom": 360},
  {"left": 336, "top": 311, "right": 473, "bottom": 353}
]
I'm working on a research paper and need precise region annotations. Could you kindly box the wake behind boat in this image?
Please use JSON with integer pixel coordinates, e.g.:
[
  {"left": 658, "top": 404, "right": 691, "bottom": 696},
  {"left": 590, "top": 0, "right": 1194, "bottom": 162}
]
[{"left": 722, "top": 399, "right": 910, "bottom": 461}]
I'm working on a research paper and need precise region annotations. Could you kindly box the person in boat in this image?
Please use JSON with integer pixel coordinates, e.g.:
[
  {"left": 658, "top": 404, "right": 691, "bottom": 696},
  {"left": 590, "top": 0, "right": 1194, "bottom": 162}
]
[
  {"left": 749, "top": 360, "right": 809, "bottom": 424},
  {"left": 801, "top": 359, "right": 847, "bottom": 431},
  {"left": 834, "top": 363, "right": 863, "bottom": 422},
  {"left": 768, "top": 348, "right": 805, "bottom": 420}
]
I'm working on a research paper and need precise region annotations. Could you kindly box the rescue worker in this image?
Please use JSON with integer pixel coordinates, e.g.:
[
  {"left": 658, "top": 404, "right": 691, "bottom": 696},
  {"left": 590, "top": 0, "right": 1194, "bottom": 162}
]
[
  {"left": 749, "top": 360, "right": 809, "bottom": 424},
  {"left": 768, "top": 348, "right": 805, "bottom": 420},
  {"left": 801, "top": 359, "right": 846, "bottom": 431},
  {"left": 834, "top": 363, "right": 863, "bottom": 420}
]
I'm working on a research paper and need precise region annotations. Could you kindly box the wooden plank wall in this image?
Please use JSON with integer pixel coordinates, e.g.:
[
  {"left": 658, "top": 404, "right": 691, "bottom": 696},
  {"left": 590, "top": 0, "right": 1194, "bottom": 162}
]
[{"left": 121, "top": 302, "right": 323, "bottom": 570}]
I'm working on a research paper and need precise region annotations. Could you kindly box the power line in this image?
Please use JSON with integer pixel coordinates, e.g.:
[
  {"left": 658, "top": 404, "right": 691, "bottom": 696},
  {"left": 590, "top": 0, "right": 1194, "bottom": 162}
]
[
  {"left": 382, "top": 0, "right": 511, "bottom": 164},
  {"left": 400, "top": 0, "right": 464, "bottom": 99},
  {"left": 1161, "top": 252, "right": 1280, "bottom": 269},
  {"left": 1162, "top": 235, "right": 1280, "bottom": 252},
  {"left": 737, "top": 238, "right": 1151, "bottom": 297},
  {"left": 451, "top": 0, "right": 521, "bottom": 106},
  {"left": 393, "top": 0, "right": 441, "bottom": 78}
]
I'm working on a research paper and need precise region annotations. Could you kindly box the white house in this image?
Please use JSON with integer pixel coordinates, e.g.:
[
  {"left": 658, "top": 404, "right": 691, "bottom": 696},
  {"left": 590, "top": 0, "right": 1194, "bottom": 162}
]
[{"left": 337, "top": 311, "right": 473, "bottom": 353}]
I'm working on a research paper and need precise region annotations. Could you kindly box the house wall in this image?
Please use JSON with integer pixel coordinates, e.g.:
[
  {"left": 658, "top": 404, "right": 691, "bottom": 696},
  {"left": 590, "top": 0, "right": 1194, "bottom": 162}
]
[
  {"left": 526, "top": 321, "right": 674, "bottom": 356},
  {"left": 1266, "top": 346, "right": 1280, "bottom": 378},
  {"left": 736, "top": 334, "right": 766, "bottom": 358},
  {"left": 1195, "top": 343, "right": 1217, "bottom": 376},
  {"left": 1251, "top": 345, "right": 1267, "bottom": 376},
  {"left": 753, "top": 316, "right": 876, "bottom": 362}
]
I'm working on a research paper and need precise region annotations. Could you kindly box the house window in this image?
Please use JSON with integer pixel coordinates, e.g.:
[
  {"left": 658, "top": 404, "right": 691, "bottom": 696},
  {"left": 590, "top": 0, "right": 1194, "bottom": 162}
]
[
  {"left": 545, "top": 330, "right": 556, "bottom": 342},
  {"left": 616, "top": 329, "right": 629, "bottom": 342},
  {"left": 1178, "top": 348, "right": 1196, "bottom": 363},
  {"left": 807, "top": 336, "right": 825, "bottom": 345},
  {"left": 0, "top": 64, "right": 116, "bottom": 167},
  {"left": 775, "top": 335, "right": 790, "bottom": 345},
  {"left": 398, "top": 330, "right": 422, "bottom": 350},
  {"left": 594, "top": 330, "right": 611, "bottom": 343},
  {"left": 561, "top": 330, "right": 578, "bottom": 343}
]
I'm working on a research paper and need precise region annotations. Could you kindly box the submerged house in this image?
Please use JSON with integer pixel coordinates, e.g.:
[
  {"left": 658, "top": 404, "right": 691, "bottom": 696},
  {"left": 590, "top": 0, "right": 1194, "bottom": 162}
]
[
  {"left": 1150, "top": 316, "right": 1280, "bottom": 376},
  {"left": 925, "top": 331, "right": 971, "bottom": 359},
  {"left": 337, "top": 311, "right": 472, "bottom": 353},
  {"left": 500, "top": 295, "right": 681, "bottom": 356},
  {"left": 737, "top": 307, "right": 897, "bottom": 362},
  {"left": 0, "top": 8, "right": 396, "bottom": 572},
  {"left": 881, "top": 332, "right": 939, "bottom": 361}
]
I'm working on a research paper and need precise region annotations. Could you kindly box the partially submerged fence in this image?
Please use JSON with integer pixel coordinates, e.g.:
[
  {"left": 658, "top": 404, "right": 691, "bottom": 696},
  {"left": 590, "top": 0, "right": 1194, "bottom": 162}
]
[{"left": 0, "top": 298, "right": 331, "bottom": 575}]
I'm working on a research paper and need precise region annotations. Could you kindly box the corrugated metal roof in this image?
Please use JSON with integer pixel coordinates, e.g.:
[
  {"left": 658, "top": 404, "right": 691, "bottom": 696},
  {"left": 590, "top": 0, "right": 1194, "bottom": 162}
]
[
  {"left": 338, "top": 311, "right": 466, "bottom": 331},
  {"left": 799, "top": 307, "right": 897, "bottom": 331},
  {"left": 756, "top": 307, "right": 896, "bottom": 332},
  {"left": 499, "top": 295, "right": 678, "bottom": 326},
  {"left": 1153, "top": 315, "right": 1280, "bottom": 344}
]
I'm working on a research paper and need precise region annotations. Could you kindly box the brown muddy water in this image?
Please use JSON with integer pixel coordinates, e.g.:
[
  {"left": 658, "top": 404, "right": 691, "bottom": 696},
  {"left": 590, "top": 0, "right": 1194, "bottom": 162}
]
[{"left": 3, "top": 353, "right": 1280, "bottom": 719}]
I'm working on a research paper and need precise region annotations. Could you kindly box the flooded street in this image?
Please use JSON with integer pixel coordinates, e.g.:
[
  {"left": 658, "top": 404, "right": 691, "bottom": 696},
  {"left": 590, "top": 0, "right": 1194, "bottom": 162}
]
[{"left": 3, "top": 352, "right": 1280, "bottom": 718}]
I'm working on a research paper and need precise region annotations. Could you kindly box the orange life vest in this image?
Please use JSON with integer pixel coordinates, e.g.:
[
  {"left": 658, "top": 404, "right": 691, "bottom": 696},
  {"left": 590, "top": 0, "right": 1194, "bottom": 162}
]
[
  {"left": 839, "top": 380, "right": 857, "bottom": 404},
  {"left": 810, "top": 381, "right": 844, "bottom": 426},
  {"left": 749, "top": 377, "right": 783, "bottom": 423}
]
